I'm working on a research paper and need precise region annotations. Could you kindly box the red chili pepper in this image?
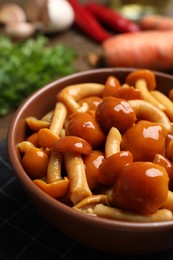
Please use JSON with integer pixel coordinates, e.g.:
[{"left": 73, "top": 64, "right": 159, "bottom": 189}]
[
  {"left": 68, "top": 0, "right": 112, "bottom": 42},
  {"left": 85, "top": 3, "right": 141, "bottom": 33}
]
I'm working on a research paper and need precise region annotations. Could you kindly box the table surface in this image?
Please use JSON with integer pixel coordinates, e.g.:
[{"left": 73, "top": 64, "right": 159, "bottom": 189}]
[{"left": 2, "top": 1, "right": 173, "bottom": 259}]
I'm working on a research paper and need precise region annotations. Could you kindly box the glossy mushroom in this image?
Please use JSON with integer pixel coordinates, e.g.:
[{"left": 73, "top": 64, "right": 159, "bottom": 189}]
[
  {"left": 112, "top": 161, "right": 169, "bottom": 215},
  {"left": 66, "top": 111, "right": 105, "bottom": 149},
  {"left": 96, "top": 96, "right": 136, "bottom": 133},
  {"left": 125, "top": 69, "right": 165, "bottom": 110},
  {"left": 57, "top": 83, "right": 104, "bottom": 113},
  {"left": 121, "top": 120, "right": 168, "bottom": 161}
]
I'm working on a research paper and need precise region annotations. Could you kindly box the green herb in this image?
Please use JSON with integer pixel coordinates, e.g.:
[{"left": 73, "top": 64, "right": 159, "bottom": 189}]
[{"left": 0, "top": 35, "right": 77, "bottom": 116}]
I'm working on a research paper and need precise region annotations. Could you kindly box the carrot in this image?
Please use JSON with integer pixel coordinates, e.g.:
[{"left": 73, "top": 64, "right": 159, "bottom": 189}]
[
  {"left": 139, "top": 15, "right": 173, "bottom": 30},
  {"left": 97, "top": 30, "right": 173, "bottom": 71}
]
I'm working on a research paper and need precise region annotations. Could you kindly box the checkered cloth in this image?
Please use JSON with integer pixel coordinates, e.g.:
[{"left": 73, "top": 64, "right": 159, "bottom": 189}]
[{"left": 1, "top": 139, "right": 173, "bottom": 260}]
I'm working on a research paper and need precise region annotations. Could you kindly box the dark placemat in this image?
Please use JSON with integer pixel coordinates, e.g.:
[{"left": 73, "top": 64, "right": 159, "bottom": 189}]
[{"left": 1, "top": 139, "right": 173, "bottom": 260}]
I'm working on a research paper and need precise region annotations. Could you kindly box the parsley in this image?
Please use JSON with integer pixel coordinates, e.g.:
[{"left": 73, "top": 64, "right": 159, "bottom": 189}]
[{"left": 0, "top": 35, "right": 77, "bottom": 116}]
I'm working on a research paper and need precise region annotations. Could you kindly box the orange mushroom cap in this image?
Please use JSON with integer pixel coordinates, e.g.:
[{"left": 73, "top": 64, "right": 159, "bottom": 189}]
[
  {"left": 125, "top": 69, "right": 156, "bottom": 90},
  {"left": 53, "top": 136, "right": 92, "bottom": 155}
]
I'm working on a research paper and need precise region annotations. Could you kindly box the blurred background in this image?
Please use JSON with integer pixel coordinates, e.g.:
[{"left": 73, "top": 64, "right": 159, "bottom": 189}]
[
  {"left": 1, "top": 0, "right": 173, "bottom": 15},
  {"left": 1, "top": 0, "right": 173, "bottom": 140},
  {"left": 0, "top": 0, "right": 173, "bottom": 16}
]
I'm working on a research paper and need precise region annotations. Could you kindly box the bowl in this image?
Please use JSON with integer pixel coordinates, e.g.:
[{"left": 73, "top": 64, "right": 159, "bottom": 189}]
[{"left": 7, "top": 68, "right": 173, "bottom": 255}]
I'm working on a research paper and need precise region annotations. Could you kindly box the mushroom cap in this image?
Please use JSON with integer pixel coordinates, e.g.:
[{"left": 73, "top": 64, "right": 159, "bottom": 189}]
[
  {"left": 53, "top": 136, "right": 92, "bottom": 155},
  {"left": 98, "top": 151, "right": 133, "bottom": 186},
  {"left": 113, "top": 161, "right": 169, "bottom": 215},
  {"left": 125, "top": 69, "right": 156, "bottom": 90}
]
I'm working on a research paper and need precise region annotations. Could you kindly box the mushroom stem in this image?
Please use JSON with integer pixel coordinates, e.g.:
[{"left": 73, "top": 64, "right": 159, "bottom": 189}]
[
  {"left": 135, "top": 79, "right": 165, "bottom": 110},
  {"left": 49, "top": 102, "right": 67, "bottom": 135},
  {"left": 64, "top": 152, "right": 92, "bottom": 205},
  {"left": 129, "top": 99, "right": 172, "bottom": 132},
  {"left": 57, "top": 83, "right": 104, "bottom": 113},
  {"left": 25, "top": 117, "right": 50, "bottom": 132},
  {"left": 37, "top": 102, "right": 67, "bottom": 148},
  {"left": 94, "top": 204, "right": 173, "bottom": 222},
  {"left": 105, "top": 127, "right": 122, "bottom": 158},
  {"left": 150, "top": 90, "right": 173, "bottom": 121},
  {"left": 161, "top": 190, "right": 173, "bottom": 212},
  {"left": 18, "top": 141, "right": 35, "bottom": 153},
  {"left": 125, "top": 69, "right": 165, "bottom": 110},
  {"left": 74, "top": 194, "right": 109, "bottom": 215},
  {"left": 47, "top": 149, "right": 63, "bottom": 183}
]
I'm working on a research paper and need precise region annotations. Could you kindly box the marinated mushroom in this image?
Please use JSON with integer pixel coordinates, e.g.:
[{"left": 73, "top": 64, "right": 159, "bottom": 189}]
[
  {"left": 98, "top": 126, "right": 133, "bottom": 186},
  {"left": 49, "top": 102, "right": 67, "bottom": 135},
  {"left": 102, "top": 75, "right": 121, "bottom": 97},
  {"left": 96, "top": 96, "right": 136, "bottom": 133},
  {"left": 66, "top": 111, "right": 105, "bottom": 149},
  {"left": 46, "top": 148, "right": 63, "bottom": 183},
  {"left": 125, "top": 69, "right": 165, "bottom": 110},
  {"left": 38, "top": 128, "right": 60, "bottom": 149},
  {"left": 53, "top": 136, "right": 92, "bottom": 155},
  {"left": 18, "top": 141, "right": 35, "bottom": 153},
  {"left": 153, "top": 153, "right": 173, "bottom": 190},
  {"left": 57, "top": 83, "right": 104, "bottom": 113},
  {"left": 125, "top": 69, "right": 156, "bottom": 90},
  {"left": 74, "top": 194, "right": 109, "bottom": 215},
  {"left": 112, "top": 161, "right": 169, "bottom": 215},
  {"left": 26, "top": 132, "right": 39, "bottom": 147},
  {"left": 21, "top": 146, "right": 49, "bottom": 179},
  {"left": 94, "top": 204, "right": 172, "bottom": 222},
  {"left": 78, "top": 96, "right": 102, "bottom": 113},
  {"left": 150, "top": 90, "right": 173, "bottom": 121},
  {"left": 127, "top": 70, "right": 164, "bottom": 109},
  {"left": 104, "top": 127, "right": 122, "bottom": 158},
  {"left": 161, "top": 190, "right": 173, "bottom": 212},
  {"left": 121, "top": 120, "right": 168, "bottom": 161},
  {"left": 98, "top": 151, "right": 133, "bottom": 186},
  {"left": 83, "top": 150, "right": 105, "bottom": 190},
  {"left": 25, "top": 117, "right": 50, "bottom": 132},
  {"left": 110, "top": 84, "right": 142, "bottom": 100},
  {"left": 128, "top": 99, "right": 172, "bottom": 132},
  {"left": 33, "top": 177, "right": 69, "bottom": 199},
  {"left": 37, "top": 102, "right": 67, "bottom": 148},
  {"left": 64, "top": 152, "right": 92, "bottom": 205}
]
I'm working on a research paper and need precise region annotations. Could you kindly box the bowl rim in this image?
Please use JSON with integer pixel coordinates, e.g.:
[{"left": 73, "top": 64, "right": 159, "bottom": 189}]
[{"left": 7, "top": 67, "right": 173, "bottom": 231}]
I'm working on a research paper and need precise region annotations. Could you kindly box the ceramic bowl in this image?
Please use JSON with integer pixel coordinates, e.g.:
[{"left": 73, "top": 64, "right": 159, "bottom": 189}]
[{"left": 7, "top": 68, "right": 173, "bottom": 255}]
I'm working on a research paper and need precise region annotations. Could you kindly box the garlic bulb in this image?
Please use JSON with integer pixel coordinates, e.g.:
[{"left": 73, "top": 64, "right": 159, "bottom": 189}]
[
  {"left": 26, "top": 0, "right": 75, "bottom": 33},
  {"left": 0, "top": 3, "right": 36, "bottom": 40},
  {"left": 46, "top": 0, "right": 74, "bottom": 32},
  {"left": 0, "top": 3, "right": 26, "bottom": 24},
  {"left": 4, "top": 22, "right": 36, "bottom": 39}
]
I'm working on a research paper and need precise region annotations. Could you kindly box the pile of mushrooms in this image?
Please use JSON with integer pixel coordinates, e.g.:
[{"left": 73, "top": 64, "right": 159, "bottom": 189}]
[{"left": 0, "top": 0, "right": 74, "bottom": 40}]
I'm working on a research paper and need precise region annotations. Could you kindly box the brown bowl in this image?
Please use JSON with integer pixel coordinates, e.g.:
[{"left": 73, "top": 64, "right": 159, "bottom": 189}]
[{"left": 7, "top": 68, "right": 173, "bottom": 255}]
